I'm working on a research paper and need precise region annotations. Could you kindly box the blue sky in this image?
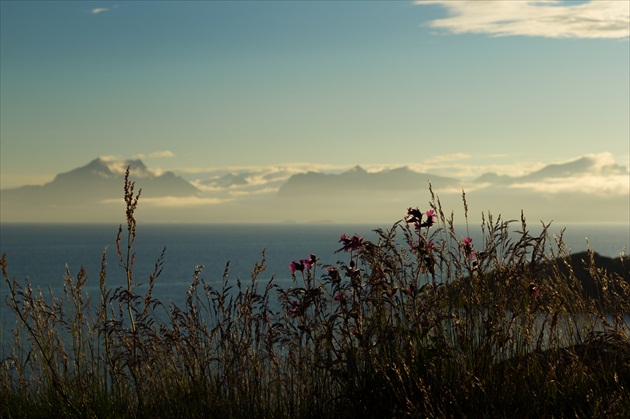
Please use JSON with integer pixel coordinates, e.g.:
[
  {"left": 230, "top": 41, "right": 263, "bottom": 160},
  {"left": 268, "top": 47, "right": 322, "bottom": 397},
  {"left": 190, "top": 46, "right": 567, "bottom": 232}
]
[{"left": 1, "top": 0, "right": 629, "bottom": 189}]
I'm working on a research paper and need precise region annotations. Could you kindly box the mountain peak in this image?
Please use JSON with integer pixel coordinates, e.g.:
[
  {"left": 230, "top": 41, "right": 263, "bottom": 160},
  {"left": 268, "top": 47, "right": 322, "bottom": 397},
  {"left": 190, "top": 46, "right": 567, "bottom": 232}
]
[
  {"left": 38, "top": 157, "right": 198, "bottom": 197},
  {"left": 88, "top": 157, "right": 149, "bottom": 177},
  {"left": 345, "top": 165, "right": 367, "bottom": 175},
  {"left": 60, "top": 158, "right": 114, "bottom": 179},
  {"left": 523, "top": 154, "right": 628, "bottom": 180}
]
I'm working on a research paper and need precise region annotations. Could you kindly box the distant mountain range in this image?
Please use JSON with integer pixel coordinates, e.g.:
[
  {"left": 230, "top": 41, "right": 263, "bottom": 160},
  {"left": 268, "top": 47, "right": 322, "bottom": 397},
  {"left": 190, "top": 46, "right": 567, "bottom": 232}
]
[
  {"left": 1, "top": 155, "right": 628, "bottom": 223},
  {"left": 2, "top": 157, "right": 198, "bottom": 203},
  {"left": 277, "top": 155, "right": 629, "bottom": 196},
  {"left": 278, "top": 166, "right": 458, "bottom": 197},
  {"left": 476, "top": 155, "right": 628, "bottom": 185}
]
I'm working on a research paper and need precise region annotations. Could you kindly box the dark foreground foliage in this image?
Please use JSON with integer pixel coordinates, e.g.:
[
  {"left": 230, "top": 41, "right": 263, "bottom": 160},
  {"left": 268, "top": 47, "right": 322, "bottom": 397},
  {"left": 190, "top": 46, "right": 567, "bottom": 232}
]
[{"left": 2, "top": 169, "right": 628, "bottom": 418}]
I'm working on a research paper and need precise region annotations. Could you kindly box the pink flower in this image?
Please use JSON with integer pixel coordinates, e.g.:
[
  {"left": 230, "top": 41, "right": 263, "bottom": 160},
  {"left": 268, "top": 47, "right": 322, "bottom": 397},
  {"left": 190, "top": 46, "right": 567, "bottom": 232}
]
[
  {"left": 333, "top": 292, "right": 347, "bottom": 303},
  {"left": 290, "top": 254, "right": 317, "bottom": 273},
  {"left": 410, "top": 237, "right": 435, "bottom": 253},
  {"left": 302, "top": 254, "right": 317, "bottom": 270},
  {"left": 289, "top": 260, "right": 304, "bottom": 273},
  {"left": 461, "top": 237, "right": 475, "bottom": 259},
  {"left": 406, "top": 208, "right": 437, "bottom": 229},
  {"left": 339, "top": 234, "right": 365, "bottom": 252}
]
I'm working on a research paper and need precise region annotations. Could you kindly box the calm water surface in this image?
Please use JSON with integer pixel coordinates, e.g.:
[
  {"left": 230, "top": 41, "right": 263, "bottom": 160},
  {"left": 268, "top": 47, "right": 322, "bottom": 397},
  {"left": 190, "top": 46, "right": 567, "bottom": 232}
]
[{"left": 1, "top": 222, "right": 628, "bottom": 343}]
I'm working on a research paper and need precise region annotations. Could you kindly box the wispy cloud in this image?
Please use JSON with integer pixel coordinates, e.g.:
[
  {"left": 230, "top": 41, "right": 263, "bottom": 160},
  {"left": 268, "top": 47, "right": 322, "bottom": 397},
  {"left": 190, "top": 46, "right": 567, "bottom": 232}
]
[
  {"left": 90, "top": 8, "right": 109, "bottom": 15},
  {"left": 424, "top": 153, "right": 471, "bottom": 164},
  {"left": 508, "top": 152, "right": 630, "bottom": 196},
  {"left": 228, "top": 187, "right": 278, "bottom": 198},
  {"left": 176, "top": 152, "right": 629, "bottom": 202},
  {"left": 99, "top": 155, "right": 161, "bottom": 177},
  {"left": 420, "top": 161, "right": 548, "bottom": 180},
  {"left": 178, "top": 162, "right": 347, "bottom": 176},
  {"left": 134, "top": 150, "right": 174, "bottom": 159},
  {"left": 417, "top": 0, "right": 630, "bottom": 39},
  {"left": 557, "top": 152, "right": 622, "bottom": 171},
  {"left": 511, "top": 174, "right": 629, "bottom": 196}
]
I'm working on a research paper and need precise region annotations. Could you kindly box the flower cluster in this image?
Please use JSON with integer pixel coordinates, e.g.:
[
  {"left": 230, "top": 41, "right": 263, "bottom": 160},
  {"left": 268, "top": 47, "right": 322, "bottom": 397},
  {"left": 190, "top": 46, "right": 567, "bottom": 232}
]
[
  {"left": 339, "top": 234, "right": 365, "bottom": 252},
  {"left": 409, "top": 237, "right": 435, "bottom": 254},
  {"left": 460, "top": 237, "right": 475, "bottom": 260},
  {"left": 405, "top": 208, "right": 437, "bottom": 230},
  {"left": 404, "top": 208, "right": 439, "bottom": 273},
  {"left": 289, "top": 254, "right": 318, "bottom": 274}
]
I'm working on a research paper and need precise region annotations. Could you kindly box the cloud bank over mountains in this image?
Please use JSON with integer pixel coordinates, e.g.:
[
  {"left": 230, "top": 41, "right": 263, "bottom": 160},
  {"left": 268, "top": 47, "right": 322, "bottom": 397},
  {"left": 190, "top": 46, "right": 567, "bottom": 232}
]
[
  {"left": 184, "top": 152, "right": 627, "bottom": 199},
  {"left": 0, "top": 153, "right": 627, "bottom": 224}
]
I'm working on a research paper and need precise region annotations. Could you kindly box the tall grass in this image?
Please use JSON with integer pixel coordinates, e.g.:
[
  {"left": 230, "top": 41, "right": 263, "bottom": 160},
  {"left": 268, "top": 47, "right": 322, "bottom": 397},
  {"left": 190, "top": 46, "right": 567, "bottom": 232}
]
[{"left": 1, "top": 168, "right": 628, "bottom": 418}]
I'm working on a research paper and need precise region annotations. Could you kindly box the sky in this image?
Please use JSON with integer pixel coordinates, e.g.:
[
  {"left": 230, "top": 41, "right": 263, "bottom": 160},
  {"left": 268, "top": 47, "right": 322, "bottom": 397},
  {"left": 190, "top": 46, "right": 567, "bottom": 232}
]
[{"left": 1, "top": 1, "right": 629, "bottom": 200}]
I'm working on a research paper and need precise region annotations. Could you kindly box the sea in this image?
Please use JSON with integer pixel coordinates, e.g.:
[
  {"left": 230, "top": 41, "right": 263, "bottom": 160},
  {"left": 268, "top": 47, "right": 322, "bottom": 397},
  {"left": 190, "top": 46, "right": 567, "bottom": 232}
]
[{"left": 1, "top": 222, "right": 628, "bottom": 346}]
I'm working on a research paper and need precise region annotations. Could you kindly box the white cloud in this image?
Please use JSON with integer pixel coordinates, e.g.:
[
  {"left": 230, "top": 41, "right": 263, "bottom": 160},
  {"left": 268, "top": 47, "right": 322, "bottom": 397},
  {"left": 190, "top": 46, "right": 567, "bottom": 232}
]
[
  {"left": 160, "top": 153, "right": 629, "bottom": 203},
  {"left": 98, "top": 156, "right": 159, "bottom": 177},
  {"left": 98, "top": 156, "right": 128, "bottom": 174},
  {"left": 422, "top": 161, "right": 548, "bottom": 180},
  {"left": 424, "top": 153, "right": 472, "bottom": 164},
  {"left": 429, "top": 152, "right": 628, "bottom": 181},
  {"left": 417, "top": 0, "right": 630, "bottom": 39},
  {"left": 134, "top": 150, "right": 174, "bottom": 159},
  {"left": 559, "top": 152, "right": 618, "bottom": 170},
  {"left": 228, "top": 187, "right": 278, "bottom": 198},
  {"left": 178, "top": 162, "right": 347, "bottom": 176},
  {"left": 511, "top": 174, "right": 630, "bottom": 196},
  {"left": 99, "top": 155, "right": 119, "bottom": 161},
  {"left": 90, "top": 8, "right": 109, "bottom": 15}
]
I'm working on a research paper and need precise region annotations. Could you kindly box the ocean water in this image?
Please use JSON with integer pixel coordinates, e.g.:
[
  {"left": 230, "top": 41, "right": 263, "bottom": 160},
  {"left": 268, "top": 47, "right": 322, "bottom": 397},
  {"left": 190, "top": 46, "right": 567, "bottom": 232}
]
[{"left": 1, "top": 222, "right": 628, "bottom": 343}]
